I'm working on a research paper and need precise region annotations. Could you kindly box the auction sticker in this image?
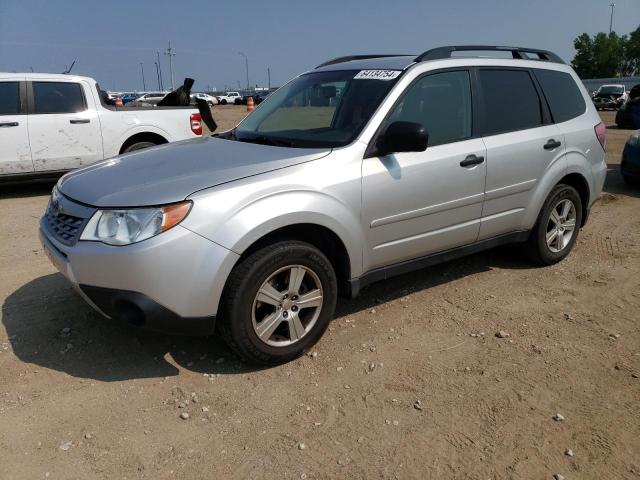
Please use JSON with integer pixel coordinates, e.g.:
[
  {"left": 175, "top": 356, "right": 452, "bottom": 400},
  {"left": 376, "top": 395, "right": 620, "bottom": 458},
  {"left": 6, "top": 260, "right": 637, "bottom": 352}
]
[{"left": 354, "top": 70, "right": 401, "bottom": 80}]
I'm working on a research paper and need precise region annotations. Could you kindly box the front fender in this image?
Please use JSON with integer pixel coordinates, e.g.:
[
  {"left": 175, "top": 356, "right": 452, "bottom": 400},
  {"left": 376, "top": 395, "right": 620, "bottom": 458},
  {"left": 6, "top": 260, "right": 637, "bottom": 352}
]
[{"left": 183, "top": 188, "right": 364, "bottom": 277}]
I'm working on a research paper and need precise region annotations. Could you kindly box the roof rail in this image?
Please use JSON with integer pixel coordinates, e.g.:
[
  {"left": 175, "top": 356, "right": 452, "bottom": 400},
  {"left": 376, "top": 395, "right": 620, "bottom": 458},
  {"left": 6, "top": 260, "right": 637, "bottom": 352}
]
[
  {"left": 415, "top": 46, "right": 564, "bottom": 64},
  {"left": 316, "top": 54, "right": 408, "bottom": 69}
]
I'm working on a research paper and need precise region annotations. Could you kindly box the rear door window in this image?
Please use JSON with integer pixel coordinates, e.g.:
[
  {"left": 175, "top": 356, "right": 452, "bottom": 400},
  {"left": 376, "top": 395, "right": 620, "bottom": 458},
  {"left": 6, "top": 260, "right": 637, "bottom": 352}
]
[
  {"left": 533, "top": 69, "right": 586, "bottom": 123},
  {"left": 478, "top": 69, "right": 543, "bottom": 135},
  {"left": 32, "top": 82, "right": 86, "bottom": 114},
  {"left": 0, "top": 82, "right": 21, "bottom": 115}
]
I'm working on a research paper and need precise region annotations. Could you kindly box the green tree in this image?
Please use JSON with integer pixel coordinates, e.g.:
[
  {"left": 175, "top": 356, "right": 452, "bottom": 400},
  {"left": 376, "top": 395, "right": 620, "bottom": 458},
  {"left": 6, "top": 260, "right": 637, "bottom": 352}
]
[{"left": 571, "top": 27, "right": 639, "bottom": 78}]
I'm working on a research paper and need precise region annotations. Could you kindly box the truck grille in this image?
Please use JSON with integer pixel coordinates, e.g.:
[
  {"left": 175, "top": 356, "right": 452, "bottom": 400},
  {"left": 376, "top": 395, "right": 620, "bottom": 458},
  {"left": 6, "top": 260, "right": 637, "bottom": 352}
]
[{"left": 44, "top": 209, "right": 85, "bottom": 245}]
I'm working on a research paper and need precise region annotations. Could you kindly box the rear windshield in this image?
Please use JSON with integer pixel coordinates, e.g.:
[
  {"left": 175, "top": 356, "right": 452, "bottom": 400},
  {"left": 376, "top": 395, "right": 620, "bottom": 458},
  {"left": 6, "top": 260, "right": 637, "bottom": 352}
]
[
  {"left": 235, "top": 70, "right": 400, "bottom": 148},
  {"left": 598, "top": 86, "right": 624, "bottom": 95}
]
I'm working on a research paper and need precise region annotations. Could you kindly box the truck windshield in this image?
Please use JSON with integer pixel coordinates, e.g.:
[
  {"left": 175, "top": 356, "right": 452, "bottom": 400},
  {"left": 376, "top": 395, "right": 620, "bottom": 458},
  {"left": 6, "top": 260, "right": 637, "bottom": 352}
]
[
  {"left": 599, "top": 86, "right": 624, "bottom": 95},
  {"left": 234, "top": 70, "right": 400, "bottom": 148}
]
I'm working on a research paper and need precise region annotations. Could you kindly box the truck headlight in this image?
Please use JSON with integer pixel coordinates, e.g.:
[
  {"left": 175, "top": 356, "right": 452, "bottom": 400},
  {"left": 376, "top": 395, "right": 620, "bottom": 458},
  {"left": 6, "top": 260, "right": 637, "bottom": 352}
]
[{"left": 80, "top": 201, "right": 192, "bottom": 246}]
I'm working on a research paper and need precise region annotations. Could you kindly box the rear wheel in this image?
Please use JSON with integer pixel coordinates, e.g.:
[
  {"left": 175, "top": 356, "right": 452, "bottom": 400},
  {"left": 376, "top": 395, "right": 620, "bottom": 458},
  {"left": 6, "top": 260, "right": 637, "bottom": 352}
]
[
  {"left": 218, "top": 241, "right": 337, "bottom": 365},
  {"left": 527, "top": 184, "right": 582, "bottom": 265},
  {"left": 220, "top": 99, "right": 227, "bottom": 105}
]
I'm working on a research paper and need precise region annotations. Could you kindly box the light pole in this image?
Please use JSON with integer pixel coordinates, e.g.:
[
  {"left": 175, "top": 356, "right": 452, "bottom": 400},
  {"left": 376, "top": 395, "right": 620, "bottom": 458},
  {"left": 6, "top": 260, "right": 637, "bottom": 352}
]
[
  {"left": 140, "top": 62, "right": 146, "bottom": 91},
  {"left": 156, "top": 51, "right": 164, "bottom": 91},
  {"left": 267, "top": 67, "right": 271, "bottom": 90},
  {"left": 609, "top": 3, "right": 615, "bottom": 34},
  {"left": 238, "top": 52, "right": 249, "bottom": 90},
  {"left": 154, "top": 62, "right": 161, "bottom": 90},
  {"left": 164, "top": 41, "right": 176, "bottom": 90}
]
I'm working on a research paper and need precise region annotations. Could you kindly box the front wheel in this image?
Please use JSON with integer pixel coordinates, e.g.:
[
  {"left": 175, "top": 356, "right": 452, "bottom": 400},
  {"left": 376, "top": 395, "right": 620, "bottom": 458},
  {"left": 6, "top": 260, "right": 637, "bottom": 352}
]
[
  {"left": 218, "top": 241, "right": 337, "bottom": 365},
  {"left": 526, "top": 184, "right": 582, "bottom": 265}
]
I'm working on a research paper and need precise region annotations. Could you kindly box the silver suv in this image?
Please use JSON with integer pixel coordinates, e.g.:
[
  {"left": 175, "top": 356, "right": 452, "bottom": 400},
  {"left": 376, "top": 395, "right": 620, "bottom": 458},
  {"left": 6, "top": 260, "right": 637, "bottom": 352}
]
[{"left": 40, "top": 46, "right": 607, "bottom": 364}]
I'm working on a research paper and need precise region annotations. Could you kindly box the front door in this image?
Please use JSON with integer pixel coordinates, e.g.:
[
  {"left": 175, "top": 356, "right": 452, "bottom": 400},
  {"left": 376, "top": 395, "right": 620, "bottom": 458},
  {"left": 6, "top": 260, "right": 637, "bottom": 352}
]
[
  {"left": 362, "top": 70, "right": 487, "bottom": 271},
  {"left": 28, "top": 80, "right": 103, "bottom": 172},
  {"left": 0, "top": 79, "right": 33, "bottom": 175}
]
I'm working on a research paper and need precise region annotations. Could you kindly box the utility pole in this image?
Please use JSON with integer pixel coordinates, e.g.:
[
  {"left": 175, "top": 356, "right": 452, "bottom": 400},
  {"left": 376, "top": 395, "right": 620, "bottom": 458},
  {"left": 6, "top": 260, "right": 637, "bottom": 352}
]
[
  {"left": 140, "top": 62, "right": 146, "bottom": 91},
  {"left": 238, "top": 52, "right": 249, "bottom": 90},
  {"left": 609, "top": 3, "right": 615, "bottom": 34},
  {"left": 267, "top": 67, "right": 271, "bottom": 90},
  {"left": 154, "top": 62, "right": 161, "bottom": 90},
  {"left": 156, "top": 51, "right": 164, "bottom": 91},
  {"left": 164, "top": 41, "right": 176, "bottom": 90}
]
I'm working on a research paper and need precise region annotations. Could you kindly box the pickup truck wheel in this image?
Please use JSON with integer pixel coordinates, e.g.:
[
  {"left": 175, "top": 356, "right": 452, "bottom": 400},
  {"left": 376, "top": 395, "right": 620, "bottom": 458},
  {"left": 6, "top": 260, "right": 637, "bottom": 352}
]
[
  {"left": 220, "top": 99, "right": 227, "bottom": 105},
  {"left": 218, "top": 241, "right": 337, "bottom": 365},
  {"left": 123, "top": 141, "right": 157, "bottom": 153},
  {"left": 526, "top": 184, "right": 582, "bottom": 265}
]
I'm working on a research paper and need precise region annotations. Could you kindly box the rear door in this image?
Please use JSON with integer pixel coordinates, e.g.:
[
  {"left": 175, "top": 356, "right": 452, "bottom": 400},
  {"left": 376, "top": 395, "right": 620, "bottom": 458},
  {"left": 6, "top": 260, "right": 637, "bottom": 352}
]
[
  {"left": 477, "top": 68, "right": 564, "bottom": 239},
  {"left": 27, "top": 80, "right": 103, "bottom": 172},
  {"left": 362, "top": 69, "right": 487, "bottom": 269},
  {"left": 0, "top": 79, "right": 33, "bottom": 175}
]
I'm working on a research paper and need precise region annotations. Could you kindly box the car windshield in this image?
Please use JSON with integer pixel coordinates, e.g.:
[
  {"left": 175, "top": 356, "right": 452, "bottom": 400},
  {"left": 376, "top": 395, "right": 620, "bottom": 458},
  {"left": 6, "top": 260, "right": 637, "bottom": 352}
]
[
  {"left": 599, "top": 86, "right": 624, "bottom": 95},
  {"left": 233, "top": 70, "right": 401, "bottom": 148}
]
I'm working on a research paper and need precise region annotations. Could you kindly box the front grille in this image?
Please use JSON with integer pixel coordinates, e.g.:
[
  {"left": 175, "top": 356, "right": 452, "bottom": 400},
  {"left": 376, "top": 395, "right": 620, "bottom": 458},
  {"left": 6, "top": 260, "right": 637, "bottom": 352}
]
[{"left": 44, "top": 208, "right": 85, "bottom": 245}]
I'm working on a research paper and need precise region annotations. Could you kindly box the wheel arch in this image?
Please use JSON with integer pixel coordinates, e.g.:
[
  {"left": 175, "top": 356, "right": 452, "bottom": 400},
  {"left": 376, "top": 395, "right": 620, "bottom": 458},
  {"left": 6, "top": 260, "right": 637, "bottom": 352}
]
[
  {"left": 557, "top": 172, "right": 590, "bottom": 226},
  {"left": 119, "top": 131, "right": 168, "bottom": 154}
]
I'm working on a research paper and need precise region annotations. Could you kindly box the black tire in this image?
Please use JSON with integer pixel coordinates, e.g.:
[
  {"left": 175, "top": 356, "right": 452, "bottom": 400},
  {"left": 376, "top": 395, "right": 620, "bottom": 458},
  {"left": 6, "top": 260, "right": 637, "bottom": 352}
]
[
  {"left": 220, "top": 99, "right": 227, "bottom": 105},
  {"left": 526, "top": 184, "right": 583, "bottom": 265},
  {"left": 218, "top": 241, "right": 337, "bottom": 365},
  {"left": 123, "top": 141, "right": 157, "bottom": 153}
]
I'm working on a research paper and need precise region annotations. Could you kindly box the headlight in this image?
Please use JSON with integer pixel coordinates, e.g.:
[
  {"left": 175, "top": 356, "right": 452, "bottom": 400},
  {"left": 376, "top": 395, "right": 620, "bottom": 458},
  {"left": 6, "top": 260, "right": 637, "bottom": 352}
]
[
  {"left": 80, "top": 201, "right": 192, "bottom": 246},
  {"left": 629, "top": 132, "right": 640, "bottom": 147}
]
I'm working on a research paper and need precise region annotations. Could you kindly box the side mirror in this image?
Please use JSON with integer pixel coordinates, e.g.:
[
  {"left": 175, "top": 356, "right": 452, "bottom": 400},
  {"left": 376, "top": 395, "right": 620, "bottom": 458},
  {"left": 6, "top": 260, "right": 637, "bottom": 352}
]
[{"left": 376, "top": 121, "right": 428, "bottom": 156}]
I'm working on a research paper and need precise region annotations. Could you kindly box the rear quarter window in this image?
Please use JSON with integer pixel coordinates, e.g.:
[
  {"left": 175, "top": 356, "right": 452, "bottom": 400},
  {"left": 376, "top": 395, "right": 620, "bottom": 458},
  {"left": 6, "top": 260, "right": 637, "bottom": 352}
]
[{"left": 533, "top": 69, "right": 586, "bottom": 123}]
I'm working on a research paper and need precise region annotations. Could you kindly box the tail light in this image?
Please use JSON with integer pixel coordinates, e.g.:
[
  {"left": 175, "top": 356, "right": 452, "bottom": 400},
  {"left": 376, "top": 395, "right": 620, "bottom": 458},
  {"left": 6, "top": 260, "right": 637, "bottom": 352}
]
[
  {"left": 594, "top": 122, "right": 606, "bottom": 150},
  {"left": 190, "top": 113, "right": 202, "bottom": 135}
]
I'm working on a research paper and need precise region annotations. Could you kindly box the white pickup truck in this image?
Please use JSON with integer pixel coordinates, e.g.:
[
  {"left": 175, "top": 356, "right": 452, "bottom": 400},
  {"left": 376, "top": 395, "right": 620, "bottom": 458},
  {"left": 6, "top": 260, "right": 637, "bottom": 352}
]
[
  {"left": 215, "top": 91, "right": 241, "bottom": 105},
  {"left": 0, "top": 73, "right": 202, "bottom": 179}
]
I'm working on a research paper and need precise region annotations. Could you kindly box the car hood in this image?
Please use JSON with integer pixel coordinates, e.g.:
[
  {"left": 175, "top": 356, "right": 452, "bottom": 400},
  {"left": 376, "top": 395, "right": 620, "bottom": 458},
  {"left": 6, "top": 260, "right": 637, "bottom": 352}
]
[{"left": 58, "top": 137, "right": 331, "bottom": 207}]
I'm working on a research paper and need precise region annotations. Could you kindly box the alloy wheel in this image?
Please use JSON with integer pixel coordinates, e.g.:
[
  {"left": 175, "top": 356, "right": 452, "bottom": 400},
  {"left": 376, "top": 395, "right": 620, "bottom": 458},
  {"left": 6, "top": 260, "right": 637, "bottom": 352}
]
[{"left": 545, "top": 198, "right": 577, "bottom": 253}]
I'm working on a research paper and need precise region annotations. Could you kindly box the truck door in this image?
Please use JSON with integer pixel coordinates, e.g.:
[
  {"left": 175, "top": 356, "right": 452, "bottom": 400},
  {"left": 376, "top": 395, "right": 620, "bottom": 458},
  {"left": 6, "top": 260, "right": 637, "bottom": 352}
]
[
  {"left": 0, "top": 79, "right": 33, "bottom": 175},
  {"left": 28, "top": 80, "right": 103, "bottom": 172}
]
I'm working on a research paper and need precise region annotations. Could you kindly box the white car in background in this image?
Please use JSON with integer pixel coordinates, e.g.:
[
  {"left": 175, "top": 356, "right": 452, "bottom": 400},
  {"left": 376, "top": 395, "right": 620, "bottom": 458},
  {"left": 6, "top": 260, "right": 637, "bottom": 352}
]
[
  {"left": 0, "top": 73, "right": 201, "bottom": 179},
  {"left": 216, "top": 91, "right": 241, "bottom": 105},
  {"left": 190, "top": 93, "right": 219, "bottom": 106},
  {"left": 134, "top": 92, "right": 169, "bottom": 105}
]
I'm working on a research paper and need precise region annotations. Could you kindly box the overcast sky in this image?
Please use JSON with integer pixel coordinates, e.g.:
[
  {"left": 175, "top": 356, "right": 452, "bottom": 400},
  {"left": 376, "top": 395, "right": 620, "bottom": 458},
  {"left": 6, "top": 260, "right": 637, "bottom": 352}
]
[{"left": 1, "top": 0, "right": 638, "bottom": 92}]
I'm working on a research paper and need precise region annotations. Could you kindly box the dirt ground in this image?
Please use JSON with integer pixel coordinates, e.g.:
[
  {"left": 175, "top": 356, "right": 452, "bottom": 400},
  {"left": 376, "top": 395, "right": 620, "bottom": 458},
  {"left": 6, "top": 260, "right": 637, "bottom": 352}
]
[{"left": 1, "top": 108, "right": 638, "bottom": 479}]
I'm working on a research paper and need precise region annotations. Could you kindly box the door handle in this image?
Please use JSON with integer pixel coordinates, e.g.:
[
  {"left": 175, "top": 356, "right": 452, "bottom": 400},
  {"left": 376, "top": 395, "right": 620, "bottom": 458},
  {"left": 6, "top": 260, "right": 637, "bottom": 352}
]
[
  {"left": 0, "top": 121, "right": 19, "bottom": 128},
  {"left": 460, "top": 154, "right": 485, "bottom": 167},
  {"left": 544, "top": 139, "right": 561, "bottom": 150},
  {"left": 69, "top": 119, "right": 90, "bottom": 124}
]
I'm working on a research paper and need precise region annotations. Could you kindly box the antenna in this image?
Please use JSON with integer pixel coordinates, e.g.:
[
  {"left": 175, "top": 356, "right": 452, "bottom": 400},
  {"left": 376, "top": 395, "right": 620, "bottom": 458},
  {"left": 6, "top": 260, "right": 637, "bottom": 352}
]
[{"left": 62, "top": 60, "right": 76, "bottom": 74}]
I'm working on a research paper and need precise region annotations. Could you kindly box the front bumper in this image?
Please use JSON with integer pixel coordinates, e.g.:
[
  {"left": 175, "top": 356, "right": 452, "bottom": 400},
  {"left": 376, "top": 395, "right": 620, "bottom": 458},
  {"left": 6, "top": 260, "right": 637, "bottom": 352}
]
[{"left": 39, "top": 222, "right": 239, "bottom": 336}]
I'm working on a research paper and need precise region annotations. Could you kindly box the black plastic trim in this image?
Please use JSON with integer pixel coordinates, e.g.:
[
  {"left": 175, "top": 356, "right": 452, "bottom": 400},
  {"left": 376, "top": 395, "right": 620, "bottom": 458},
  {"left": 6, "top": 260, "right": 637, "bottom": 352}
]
[
  {"left": 80, "top": 285, "right": 216, "bottom": 336},
  {"left": 316, "top": 54, "right": 410, "bottom": 69},
  {"left": 348, "top": 231, "right": 530, "bottom": 297}
]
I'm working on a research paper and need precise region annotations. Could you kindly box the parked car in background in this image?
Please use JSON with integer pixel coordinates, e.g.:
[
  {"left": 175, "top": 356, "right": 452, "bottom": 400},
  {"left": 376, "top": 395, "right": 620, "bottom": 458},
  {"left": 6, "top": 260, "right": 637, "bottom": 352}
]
[
  {"left": 621, "top": 131, "right": 640, "bottom": 185},
  {"left": 592, "top": 84, "right": 628, "bottom": 110},
  {"left": 38, "top": 45, "right": 605, "bottom": 365},
  {"left": 190, "top": 93, "right": 218, "bottom": 106},
  {"left": 133, "top": 92, "right": 169, "bottom": 106},
  {"left": 120, "top": 92, "right": 141, "bottom": 104},
  {"left": 616, "top": 84, "right": 640, "bottom": 129},
  {"left": 0, "top": 73, "right": 201, "bottom": 179},
  {"left": 216, "top": 91, "right": 241, "bottom": 105},
  {"left": 235, "top": 91, "right": 272, "bottom": 105}
]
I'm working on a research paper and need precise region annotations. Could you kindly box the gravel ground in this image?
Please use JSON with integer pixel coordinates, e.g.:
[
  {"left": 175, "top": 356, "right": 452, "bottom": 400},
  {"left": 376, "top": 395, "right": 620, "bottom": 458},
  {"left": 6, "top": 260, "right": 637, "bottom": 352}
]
[{"left": 0, "top": 109, "right": 638, "bottom": 479}]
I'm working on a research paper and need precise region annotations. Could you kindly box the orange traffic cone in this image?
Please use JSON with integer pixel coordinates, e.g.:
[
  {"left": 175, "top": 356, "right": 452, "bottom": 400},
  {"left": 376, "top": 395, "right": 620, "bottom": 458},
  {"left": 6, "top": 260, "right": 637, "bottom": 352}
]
[
  {"left": 247, "top": 96, "right": 254, "bottom": 112},
  {"left": 115, "top": 97, "right": 123, "bottom": 107}
]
